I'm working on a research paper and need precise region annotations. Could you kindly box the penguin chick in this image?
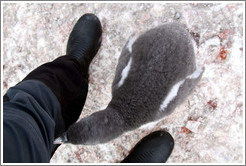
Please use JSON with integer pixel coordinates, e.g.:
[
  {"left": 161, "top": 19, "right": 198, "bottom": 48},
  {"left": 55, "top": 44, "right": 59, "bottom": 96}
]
[{"left": 66, "top": 23, "right": 205, "bottom": 145}]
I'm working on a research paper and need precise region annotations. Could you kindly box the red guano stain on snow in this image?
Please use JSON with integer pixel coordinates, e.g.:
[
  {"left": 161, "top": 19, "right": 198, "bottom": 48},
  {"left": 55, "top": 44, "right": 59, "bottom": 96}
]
[
  {"left": 75, "top": 152, "right": 83, "bottom": 163},
  {"left": 207, "top": 100, "right": 217, "bottom": 110},
  {"left": 178, "top": 127, "right": 192, "bottom": 134},
  {"left": 217, "top": 29, "right": 236, "bottom": 61},
  {"left": 217, "top": 45, "right": 228, "bottom": 61},
  {"left": 217, "top": 29, "right": 230, "bottom": 61}
]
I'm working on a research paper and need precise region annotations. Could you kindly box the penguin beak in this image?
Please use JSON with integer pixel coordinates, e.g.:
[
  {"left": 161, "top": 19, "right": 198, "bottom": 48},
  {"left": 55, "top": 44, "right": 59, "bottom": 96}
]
[{"left": 54, "top": 132, "right": 68, "bottom": 144}]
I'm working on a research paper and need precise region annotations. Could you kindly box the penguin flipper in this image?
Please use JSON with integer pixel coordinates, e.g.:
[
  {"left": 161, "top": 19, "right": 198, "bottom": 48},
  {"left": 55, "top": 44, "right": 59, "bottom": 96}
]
[
  {"left": 112, "top": 33, "right": 139, "bottom": 91},
  {"left": 156, "top": 67, "right": 205, "bottom": 119}
]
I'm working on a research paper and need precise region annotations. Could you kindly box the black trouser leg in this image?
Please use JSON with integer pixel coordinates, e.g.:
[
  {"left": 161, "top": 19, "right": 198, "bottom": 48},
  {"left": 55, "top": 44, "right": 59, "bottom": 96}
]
[
  {"left": 4, "top": 55, "right": 89, "bottom": 160},
  {"left": 24, "top": 55, "right": 89, "bottom": 157},
  {"left": 23, "top": 55, "right": 89, "bottom": 132}
]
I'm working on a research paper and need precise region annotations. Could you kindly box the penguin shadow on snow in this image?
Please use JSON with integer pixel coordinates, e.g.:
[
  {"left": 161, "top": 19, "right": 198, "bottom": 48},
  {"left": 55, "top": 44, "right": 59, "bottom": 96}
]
[{"left": 55, "top": 22, "right": 205, "bottom": 145}]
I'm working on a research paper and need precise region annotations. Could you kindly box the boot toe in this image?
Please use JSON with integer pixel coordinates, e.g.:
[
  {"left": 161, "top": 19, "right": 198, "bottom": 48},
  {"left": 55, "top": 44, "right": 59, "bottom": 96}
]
[
  {"left": 66, "top": 13, "right": 102, "bottom": 67},
  {"left": 121, "top": 130, "right": 174, "bottom": 163}
]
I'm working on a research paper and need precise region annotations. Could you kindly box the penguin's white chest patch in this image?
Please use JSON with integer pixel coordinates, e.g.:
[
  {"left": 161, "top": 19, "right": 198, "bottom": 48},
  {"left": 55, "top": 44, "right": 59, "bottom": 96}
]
[{"left": 118, "top": 57, "right": 133, "bottom": 87}]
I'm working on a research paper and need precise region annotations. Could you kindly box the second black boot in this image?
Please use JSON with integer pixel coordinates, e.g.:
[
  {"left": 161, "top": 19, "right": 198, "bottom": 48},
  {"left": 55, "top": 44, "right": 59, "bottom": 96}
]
[
  {"left": 66, "top": 13, "right": 102, "bottom": 71},
  {"left": 121, "top": 130, "right": 175, "bottom": 163}
]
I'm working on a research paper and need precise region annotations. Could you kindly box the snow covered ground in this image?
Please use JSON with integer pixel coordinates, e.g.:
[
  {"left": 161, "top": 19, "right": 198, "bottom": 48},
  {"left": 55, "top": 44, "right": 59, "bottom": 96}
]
[{"left": 2, "top": 2, "right": 244, "bottom": 163}]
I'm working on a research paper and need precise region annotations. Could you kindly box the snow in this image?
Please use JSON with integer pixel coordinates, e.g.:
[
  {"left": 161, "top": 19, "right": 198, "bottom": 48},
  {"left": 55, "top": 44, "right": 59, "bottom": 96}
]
[
  {"left": 186, "top": 121, "right": 201, "bottom": 133},
  {"left": 2, "top": 2, "right": 244, "bottom": 164}
]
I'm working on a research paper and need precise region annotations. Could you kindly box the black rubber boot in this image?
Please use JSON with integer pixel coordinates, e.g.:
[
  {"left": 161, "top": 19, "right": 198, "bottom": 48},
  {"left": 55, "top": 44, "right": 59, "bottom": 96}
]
[
  {"left": 121, "top": 130, "right": 174, "bottom": 163},
  {"left": 66, "top": 13, "right": 102, "bottom": 71}
]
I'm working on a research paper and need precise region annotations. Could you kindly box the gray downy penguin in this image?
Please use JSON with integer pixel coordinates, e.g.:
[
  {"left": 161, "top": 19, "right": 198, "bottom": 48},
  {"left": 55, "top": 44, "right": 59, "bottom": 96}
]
[{"left": 55, "top": 22, "right": 205, "bottom": 145}]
